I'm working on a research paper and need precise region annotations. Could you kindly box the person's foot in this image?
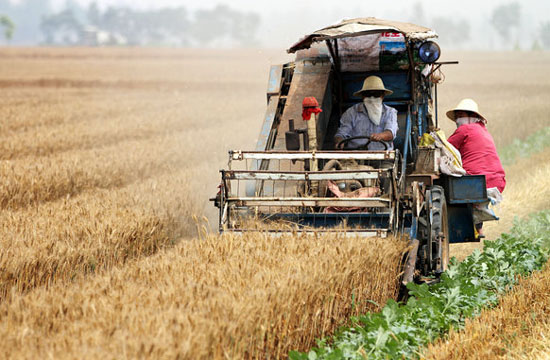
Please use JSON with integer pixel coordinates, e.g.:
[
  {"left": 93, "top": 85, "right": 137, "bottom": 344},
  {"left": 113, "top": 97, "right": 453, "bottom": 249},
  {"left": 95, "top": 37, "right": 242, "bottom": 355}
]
[{"left": 475, "top": 224, "right": 485, "bottom": 239}]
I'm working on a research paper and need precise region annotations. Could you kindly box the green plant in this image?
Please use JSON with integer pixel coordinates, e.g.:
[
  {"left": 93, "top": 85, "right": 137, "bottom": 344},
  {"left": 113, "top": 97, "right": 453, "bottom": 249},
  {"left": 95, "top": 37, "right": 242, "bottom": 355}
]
[
  {"left": 499, "top": 126, "right": 550, "bottom": 165},
  {"left": 290, "top": 211, "right": 550, "bottom": 360},
  {"left": 0, "top": 15, "right": 14, "bottom": 41}
]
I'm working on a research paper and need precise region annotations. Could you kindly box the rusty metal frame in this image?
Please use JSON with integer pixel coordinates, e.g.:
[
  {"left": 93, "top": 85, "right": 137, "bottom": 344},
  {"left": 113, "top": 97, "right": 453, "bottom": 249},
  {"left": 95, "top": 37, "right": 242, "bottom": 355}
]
[
  {"left": 220, "top": 149, "right": 399, "bottom": 235},
  {"left": 229, "top": 150, "right": 395, "bottom": 161},
  {"left": 227, "top": 196, "right": 390, "bottom": 208},
  {"left": 223, "top": 169, "right": 388, "bottom": 181},
  {"left": 405, "top": 40, "right": 417, "bottom": 105},
  {"left": 224, "top": 228, "right": 389, "bottom": 238}
]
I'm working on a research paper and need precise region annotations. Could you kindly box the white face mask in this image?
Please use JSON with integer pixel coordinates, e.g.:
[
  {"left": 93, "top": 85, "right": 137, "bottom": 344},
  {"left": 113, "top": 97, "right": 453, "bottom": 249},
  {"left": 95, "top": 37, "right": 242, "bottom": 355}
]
[
  {"left": 455, "top": 117, "right": 472, "bottom": 127},
  {"left": 363, "top": 96, "right": 383, "bottom": 125},
  {"left": 455, "top": 116, "right": 484, "bottom": 128}
]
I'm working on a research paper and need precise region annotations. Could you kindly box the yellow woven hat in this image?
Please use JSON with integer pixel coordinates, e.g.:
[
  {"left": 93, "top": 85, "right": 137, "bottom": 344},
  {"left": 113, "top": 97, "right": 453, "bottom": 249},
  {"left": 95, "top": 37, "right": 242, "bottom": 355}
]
[
  {"left": 353, "top": 76, "right": 393, "bottom": 97},
  {"left": 446, "top": 98, "right": 486, "bottom": 121}
]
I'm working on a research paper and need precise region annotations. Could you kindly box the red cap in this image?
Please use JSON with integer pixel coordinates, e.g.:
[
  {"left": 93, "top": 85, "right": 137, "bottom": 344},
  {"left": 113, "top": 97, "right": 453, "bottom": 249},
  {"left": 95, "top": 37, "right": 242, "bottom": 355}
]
[
  {"left": 302, "top": 97, "right": 322, "bottom": 120},
  {"left": 302, "top": 97, "right": 320, "bottom": 108}
]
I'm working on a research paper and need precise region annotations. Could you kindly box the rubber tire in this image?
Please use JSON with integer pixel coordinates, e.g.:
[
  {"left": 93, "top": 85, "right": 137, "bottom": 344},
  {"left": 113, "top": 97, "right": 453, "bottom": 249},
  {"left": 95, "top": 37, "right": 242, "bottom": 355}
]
[{"left": 430, "top": 185, "right": 450, "bottom": 272}]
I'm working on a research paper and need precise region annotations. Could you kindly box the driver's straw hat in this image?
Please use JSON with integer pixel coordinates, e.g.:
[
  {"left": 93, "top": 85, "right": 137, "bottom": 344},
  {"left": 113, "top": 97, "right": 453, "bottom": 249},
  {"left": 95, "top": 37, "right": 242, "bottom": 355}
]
[
  {"left": 353, "top": 76, "right": 393, "bottom": 97},
  {"left": 446, "top": 98, "right": 486, "bottom": 121}
]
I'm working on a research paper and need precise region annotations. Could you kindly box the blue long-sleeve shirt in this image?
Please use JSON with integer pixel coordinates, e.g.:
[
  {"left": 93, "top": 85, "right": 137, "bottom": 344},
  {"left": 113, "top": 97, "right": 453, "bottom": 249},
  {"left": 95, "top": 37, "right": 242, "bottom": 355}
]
[{"left": 335, "top": 103, "right": 398, "bottom": 150}]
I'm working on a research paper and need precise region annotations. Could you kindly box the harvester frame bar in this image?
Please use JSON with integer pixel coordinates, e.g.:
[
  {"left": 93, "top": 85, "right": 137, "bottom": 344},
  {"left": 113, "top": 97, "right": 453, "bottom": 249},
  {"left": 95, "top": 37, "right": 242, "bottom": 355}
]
[
  {"left": 229, "top": 150, "right": 395, "bottom": 161},
  {"left": 224, "top": 229, "right": 389, "bottom": 238},
  {"left": 223, "top": 169, "right": 388, "bottom": 181},
  {"left": 226, "top": 196, "right": 390, "bottom": 207}
]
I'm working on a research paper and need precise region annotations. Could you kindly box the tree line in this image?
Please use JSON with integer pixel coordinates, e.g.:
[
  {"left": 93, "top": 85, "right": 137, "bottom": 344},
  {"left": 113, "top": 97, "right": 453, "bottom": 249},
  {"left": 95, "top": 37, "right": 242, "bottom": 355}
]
[
  {"left": 0, "top": 1, "right": 260, "bottom": 46},
  {"left": 41, "top": 2, "right": 260, "bottom": 46},
  {"left": 0, "top": 14, "right": 13, "bottom": 40},
  {"left": 0, "top": 1, "right": 550, "bottom": 50},
  {"left": 413, "top": 1, "right": 550, "bottom": 50}
]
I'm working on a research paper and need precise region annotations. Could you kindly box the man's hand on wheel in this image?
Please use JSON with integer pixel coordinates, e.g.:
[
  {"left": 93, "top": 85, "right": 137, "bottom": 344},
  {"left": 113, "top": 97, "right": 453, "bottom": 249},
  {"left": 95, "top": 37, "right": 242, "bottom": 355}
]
[
  {"left": 370, "top": 133, "right": 383, "bottom": 141},
  {"left": 334, "top": 136, "right": 345, "bottom": 149},
  {"left": 371, "top": 131, "right": 393, "bottom": 142}
]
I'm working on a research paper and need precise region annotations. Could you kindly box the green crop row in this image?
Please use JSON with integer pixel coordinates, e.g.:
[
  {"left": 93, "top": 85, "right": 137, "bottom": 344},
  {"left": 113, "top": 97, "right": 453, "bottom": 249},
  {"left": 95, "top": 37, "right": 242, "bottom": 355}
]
[
  {"left": 499, "top": 126, "right": 550, "bottom": 165},
  {"left": 289, "top": 210, "right": 550, "bottom": 360}
]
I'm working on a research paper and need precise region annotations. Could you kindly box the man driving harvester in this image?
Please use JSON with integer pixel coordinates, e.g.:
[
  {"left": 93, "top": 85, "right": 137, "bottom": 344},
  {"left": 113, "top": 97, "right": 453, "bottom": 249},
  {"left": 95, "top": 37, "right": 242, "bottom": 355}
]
[
  {"left": 332, "top": 76, "right": 398, "bottom": 195},
  {"left": 334, "top": 75, "right": 398, "bottom": 150}
]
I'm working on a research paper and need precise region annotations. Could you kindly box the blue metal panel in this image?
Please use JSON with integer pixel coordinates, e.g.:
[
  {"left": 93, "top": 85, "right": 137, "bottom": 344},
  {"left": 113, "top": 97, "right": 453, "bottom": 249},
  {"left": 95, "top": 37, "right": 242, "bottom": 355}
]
[
  {"left": 417, "top": 103, "right": 423, "bottom": 137},
  {"left": 248, "top": 96, "right": 279, "bottom": 196},
  {"left": 266, "top": 65, "right": 283, "bottom": 97},
  {"left": 255, "top": 95, "right": 279, "bottom": 152},
  {"left": 401, "top": 107, "right": 412, "bottom": 176},
  {"left": 341, "top": 72, "right": 411, "bottom": 102},
  {"left": 262, "top": 213, "right": 390, "bottom": 229},
  {"left": 448, "top": 204, "right": 476, "bottom": 243},
  {"left": 409, "top": 213, "right": 418, "bottom": 240},
  {"left": 444, "top": 175, "right": 487, "bottom": 204}
]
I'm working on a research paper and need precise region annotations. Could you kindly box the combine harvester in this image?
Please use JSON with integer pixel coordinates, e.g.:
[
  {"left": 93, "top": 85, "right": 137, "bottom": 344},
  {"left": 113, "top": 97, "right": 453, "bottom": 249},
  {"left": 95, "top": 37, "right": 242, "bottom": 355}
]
[{"left": 212, "top": 18, "right": 489, "bottom": 284}]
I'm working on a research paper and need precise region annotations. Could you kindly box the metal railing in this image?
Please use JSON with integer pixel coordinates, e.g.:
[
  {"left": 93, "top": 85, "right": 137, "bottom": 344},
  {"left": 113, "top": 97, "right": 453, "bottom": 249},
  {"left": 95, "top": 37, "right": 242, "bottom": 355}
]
[{"left": 218, "top": 150, "right": 399, "bottom": 232}]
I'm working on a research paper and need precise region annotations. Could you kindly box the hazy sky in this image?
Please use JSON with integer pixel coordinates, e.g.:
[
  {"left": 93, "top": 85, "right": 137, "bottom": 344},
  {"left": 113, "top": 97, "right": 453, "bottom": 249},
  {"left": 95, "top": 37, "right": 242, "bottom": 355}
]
[
  {"left": 46, "top": 0, "right": 549, "bottom": 18},
  {"left": 46, "top": 0, "right": 550, "bottom": 21},
  {"left": 6, "top": 0, "right": 544, "bottom": 49},
  {"left": 44, "top": 0, "right": 549, "bottom": 49}
]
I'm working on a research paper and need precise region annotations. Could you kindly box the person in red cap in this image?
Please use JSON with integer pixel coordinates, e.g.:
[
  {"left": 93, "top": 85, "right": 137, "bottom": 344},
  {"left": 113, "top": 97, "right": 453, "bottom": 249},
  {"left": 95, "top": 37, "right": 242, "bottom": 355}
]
[
  {"left": 302, "top": 97, "right": 322, "bottom": 120},
  {"left": 446, "top": 98, "right": 506, "bottom": 237}
]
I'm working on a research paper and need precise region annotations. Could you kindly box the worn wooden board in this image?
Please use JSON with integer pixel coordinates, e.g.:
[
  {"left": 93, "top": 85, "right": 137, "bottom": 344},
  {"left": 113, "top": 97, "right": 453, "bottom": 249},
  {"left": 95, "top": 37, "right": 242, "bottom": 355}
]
[
  {"left": 273, "top": 59, "right": 332, "bottom": 151},
  {"left": 261, "top": 59, "right": 332, "bottom": 197}
]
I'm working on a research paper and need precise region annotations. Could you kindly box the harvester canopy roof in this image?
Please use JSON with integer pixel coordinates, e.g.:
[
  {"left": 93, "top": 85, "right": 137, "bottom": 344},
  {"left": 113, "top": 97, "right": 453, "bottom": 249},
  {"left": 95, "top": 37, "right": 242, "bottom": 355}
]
[{"left": 288, "top": 17, "right": 438, "bottom": 53}]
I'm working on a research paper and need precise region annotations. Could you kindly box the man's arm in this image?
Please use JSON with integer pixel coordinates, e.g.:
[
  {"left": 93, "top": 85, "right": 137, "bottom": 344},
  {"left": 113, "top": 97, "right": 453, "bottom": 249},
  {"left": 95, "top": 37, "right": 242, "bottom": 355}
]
[
  {"left": 371, "top": 107, "right": 398, "bottom": 142},
  {"left": 334, "top": 108, "right": 354, "bottom": 149},
  {"left": 370, "top": 130, "right": 393, "bottom": 142}
]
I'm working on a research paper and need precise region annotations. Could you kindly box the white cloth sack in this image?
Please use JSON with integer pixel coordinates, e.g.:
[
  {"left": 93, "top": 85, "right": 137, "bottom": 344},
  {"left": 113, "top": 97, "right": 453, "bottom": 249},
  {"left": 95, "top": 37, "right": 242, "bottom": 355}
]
[
  {"left": 430, "top": 131, "right": 467, "bottom": 177},
  {"left": 473, "top": 187, "right": 503, "bottom": 223}
]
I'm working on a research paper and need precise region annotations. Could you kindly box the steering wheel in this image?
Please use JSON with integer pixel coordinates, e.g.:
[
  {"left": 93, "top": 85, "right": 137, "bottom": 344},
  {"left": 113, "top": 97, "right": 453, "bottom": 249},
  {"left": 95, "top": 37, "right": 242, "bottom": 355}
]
[{"left": 336, "top": 136, "right": 388, "bottom": 150}]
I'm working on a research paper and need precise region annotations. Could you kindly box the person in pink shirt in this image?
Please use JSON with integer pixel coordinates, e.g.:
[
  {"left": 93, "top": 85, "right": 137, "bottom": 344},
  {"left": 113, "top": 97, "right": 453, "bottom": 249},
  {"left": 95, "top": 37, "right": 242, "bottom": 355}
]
[{"left": 446, "top": 98, "right": 506, "bottom": 236}]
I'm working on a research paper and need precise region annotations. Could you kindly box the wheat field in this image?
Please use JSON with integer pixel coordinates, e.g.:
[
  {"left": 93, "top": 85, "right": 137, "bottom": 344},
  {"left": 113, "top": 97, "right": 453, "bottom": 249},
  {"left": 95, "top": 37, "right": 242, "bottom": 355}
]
[
  {"left": 0, "top": 47, "right": 548, "bottom": 358},
  {"left": 0, "top": 232, "right": 406, "bottom": 359}
]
